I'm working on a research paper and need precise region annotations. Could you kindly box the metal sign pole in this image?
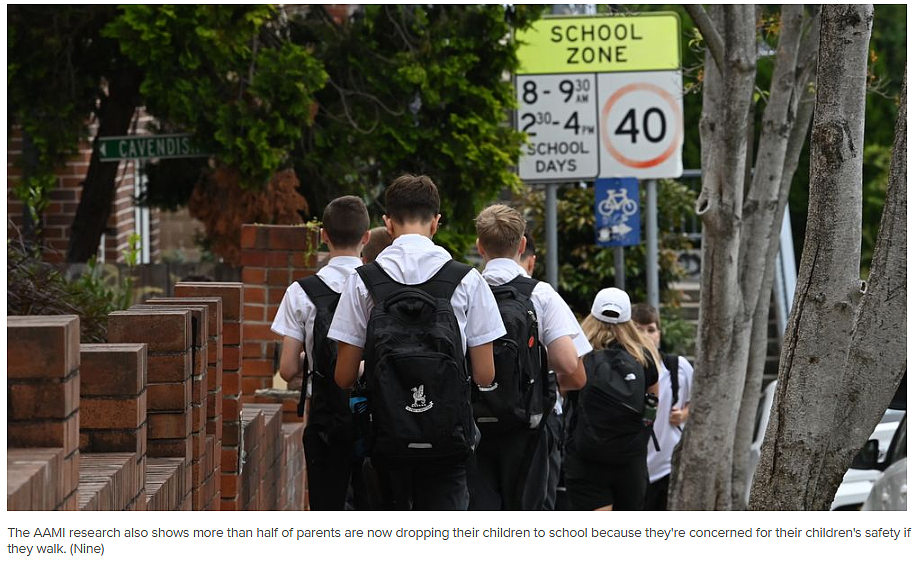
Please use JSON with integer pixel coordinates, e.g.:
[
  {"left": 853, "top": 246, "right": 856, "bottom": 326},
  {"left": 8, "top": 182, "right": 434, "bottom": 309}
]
[
  {"left": 646, "top": 179, "right": 660, "bottom": 308},
  {"left": 614, "top": 247, "right": 625, "bottom": 289},
  {"left": 545, "top": 183, "right": 559, "bottom": 290}
]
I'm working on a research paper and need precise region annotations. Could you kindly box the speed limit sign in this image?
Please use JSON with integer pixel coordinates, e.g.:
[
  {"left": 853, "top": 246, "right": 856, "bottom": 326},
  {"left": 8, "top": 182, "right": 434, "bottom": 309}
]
[{"left": 598, "top": 70, "right": 683, "bottom": 179}]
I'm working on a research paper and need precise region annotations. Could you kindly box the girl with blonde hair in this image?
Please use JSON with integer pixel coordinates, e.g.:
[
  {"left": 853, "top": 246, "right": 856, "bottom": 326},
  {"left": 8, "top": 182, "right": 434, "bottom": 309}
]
[{"left": 564, "top": 288, "right": 660, "bottom": 511}]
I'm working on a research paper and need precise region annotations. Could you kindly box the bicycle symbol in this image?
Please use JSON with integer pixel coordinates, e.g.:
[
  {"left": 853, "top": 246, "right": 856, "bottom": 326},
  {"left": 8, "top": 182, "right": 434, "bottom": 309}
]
[{"left": 597, "top": 188, "right": 638, "bottom": 218}]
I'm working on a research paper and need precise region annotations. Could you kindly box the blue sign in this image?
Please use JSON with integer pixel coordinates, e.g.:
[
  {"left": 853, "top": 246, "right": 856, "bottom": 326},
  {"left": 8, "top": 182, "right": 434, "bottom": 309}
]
[{"left": 595, "top": 178, "right": 640, "bottom": 247}]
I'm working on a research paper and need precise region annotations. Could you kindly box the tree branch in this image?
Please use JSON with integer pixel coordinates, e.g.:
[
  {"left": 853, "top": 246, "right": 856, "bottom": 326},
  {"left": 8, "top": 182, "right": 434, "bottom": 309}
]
[{"left": 686, "top": 4, "right": 726, "bottom": 73}]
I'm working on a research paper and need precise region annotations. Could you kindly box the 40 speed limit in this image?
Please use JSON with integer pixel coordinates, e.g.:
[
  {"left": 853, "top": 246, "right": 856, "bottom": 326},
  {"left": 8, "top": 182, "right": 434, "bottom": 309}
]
[
  {"left": 516, "top": 73, "right": 599, "bottom": 182},
  {"left": 598, "top": 70, "right": 684, "bottom": 179}
]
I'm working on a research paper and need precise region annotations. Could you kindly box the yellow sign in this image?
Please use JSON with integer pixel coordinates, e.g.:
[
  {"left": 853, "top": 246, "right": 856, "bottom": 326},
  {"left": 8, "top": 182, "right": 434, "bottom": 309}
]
[{"left": 515, "top": 13, "right": 681, "bottom": 74}]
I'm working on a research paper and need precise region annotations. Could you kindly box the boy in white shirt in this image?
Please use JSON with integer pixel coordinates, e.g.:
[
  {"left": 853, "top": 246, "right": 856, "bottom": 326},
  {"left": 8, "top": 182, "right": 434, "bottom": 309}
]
[
  {"left": 329, "top": 174, "right": 505, "bottom": 510},
  {"left": 470, "top": 204, "right": 591, "bottom": 510},
  {"left": 632, "top": 303, "right": 693, "bottom": 510},
  {"left": 271, "top": 195, "right": 370, "bottom": 510}
]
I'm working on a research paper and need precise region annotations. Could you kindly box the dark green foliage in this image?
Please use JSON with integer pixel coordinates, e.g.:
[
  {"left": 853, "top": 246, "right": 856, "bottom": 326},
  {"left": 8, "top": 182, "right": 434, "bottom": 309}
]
[
  {"left": 106, "top": 5, "right": 328, "bottom": 188},
  {"left": 290, "top": 5, "right": 545, "bottom": 257}
]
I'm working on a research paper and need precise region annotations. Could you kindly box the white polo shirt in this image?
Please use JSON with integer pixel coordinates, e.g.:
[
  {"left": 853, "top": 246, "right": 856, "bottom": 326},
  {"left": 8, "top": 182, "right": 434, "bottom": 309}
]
[
  {"left": 483, "top": 258, "right": 592, "bottom": 415},
  {"left": 647, "top": 355, "right": 693, "bottom": 483},
  {"left": 270, "top": 255, "right": 363, "bottom": 373},
  {"left": 328, "top": 234, "right": 505, "bottom": 352}
]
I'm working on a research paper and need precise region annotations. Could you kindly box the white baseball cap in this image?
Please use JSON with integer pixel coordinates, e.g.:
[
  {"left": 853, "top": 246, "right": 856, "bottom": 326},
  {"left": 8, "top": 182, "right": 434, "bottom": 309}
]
[{"left": 591, "top": 287, "right": 631, "bottom": 324}]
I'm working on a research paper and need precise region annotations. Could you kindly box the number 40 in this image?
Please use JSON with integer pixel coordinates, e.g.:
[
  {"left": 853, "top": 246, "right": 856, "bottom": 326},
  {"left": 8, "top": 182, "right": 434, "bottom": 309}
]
[{"left": 614, "top": 107, "right": 667, "bottom": 144}]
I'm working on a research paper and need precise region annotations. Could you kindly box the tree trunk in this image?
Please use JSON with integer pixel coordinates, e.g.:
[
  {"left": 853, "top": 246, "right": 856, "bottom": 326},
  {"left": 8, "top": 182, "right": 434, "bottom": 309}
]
[
  {"left": 749, "top": 5, "right": 875, "bottom": 510},
  {"left": 668, "top": 4, "right": 757, "bottom": 510},
  {"left": 66, "top": 67, "right": 142, "bottom": 262},
  {"left": 729, "top": 6, "right": 820, "bottom": 508}
]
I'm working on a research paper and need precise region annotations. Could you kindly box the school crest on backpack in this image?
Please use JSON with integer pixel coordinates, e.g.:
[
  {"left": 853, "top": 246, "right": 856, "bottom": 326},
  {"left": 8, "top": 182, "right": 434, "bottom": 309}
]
[{"left": 406, "top": 385, "right": 433, "bottom": 413}]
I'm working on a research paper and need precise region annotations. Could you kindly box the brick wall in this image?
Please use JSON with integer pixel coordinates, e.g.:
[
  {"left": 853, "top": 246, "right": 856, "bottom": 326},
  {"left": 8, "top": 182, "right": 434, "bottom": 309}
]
[
  {"left": 173, "top": 282, "right": 245, "bottom": 511},
  {"left": 239, "top": 224, "right": 321, "bottom": 397},
  {"left": 7, "top": 315, "right": 82, "bottom": 510},
  {"left": 7, "top": 120, "right": 161, "bottom": 263},
  {"left": 8, "top": 290, "right": 307, "bottom": 511}
]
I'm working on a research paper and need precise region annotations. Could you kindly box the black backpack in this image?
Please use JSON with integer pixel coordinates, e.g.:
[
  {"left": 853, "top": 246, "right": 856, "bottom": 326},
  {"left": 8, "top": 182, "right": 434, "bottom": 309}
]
[
  {"left": 296, "top": 276, "right": 353, "bottom": 445},
  {"left": 357, "top": 259, "right": 476, "bottom": 468},
  {"left": 567, "top": 344, "right": 651, "bottom": 464},
  {"left": 473, "top": 276, "right": 551, "bottom": 433}
]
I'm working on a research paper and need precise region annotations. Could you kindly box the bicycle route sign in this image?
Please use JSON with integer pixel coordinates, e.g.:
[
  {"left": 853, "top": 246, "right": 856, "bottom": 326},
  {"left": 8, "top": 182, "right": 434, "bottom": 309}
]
[
  {"left": 97, "top": 134, "right": 207, "bottom": 162},
  {"left": 515, "top": 13, "right": 683, "bottom": 182},
  {"left": 595, "top": 177, "right": 640, "bottom": 247}
]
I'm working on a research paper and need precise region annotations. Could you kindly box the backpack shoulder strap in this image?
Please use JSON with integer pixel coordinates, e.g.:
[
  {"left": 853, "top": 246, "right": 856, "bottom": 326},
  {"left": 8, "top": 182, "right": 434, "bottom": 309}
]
[
  {"left": 297, "top": 275, "right": 339, "bottom": 310},
  {"left": 664, "top": 353, "right": 680, "bottom": 406},
  {"left": 417, "top": 260, "right": 473, "bottom": 301},
  {"left": 356, "top": 261, "right": 403, "bottom": 304},
  {"left": 505, "top": 275, "right": 539, "bottom": 301}
]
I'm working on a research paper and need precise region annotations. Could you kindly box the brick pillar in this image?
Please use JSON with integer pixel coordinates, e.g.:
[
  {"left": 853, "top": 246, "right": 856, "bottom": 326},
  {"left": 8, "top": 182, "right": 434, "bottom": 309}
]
[
  {"left": 108, "top": 309, "right": 193, "bottom": 510},
  {"left": 7, "top": 315, "right": 81, "bottom": 510},
  {"left": 145, "top": 296, "right": 224, "bottom": 511},
  {"left": 79, "top": 343, "right": 147, "bottom": 510},
  {"left": 129, "top": 303, "right": 210, "bottom": 510},
  {"left": 174, "top": 282, "right": 244, "bottom": 511},
  {"left": 240, "top": 224, "right": 320, "bottom": 397}
]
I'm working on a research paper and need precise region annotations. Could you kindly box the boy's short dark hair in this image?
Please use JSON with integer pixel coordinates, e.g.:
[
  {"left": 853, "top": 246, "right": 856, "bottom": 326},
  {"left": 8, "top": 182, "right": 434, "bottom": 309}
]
[
  {"left": 631, "top": 303, "right": 661, "bottom": 328},
  {"left": 521, "top": 231, "right": 536, "bottom": 261},
  {"left": 322, "top": 195, "right": 369, "bottom": 248},
  {"left": 384, "top": 174, "right": 440, "bottom": 224},
  {"left": 362, "top": 226, "right": 393, "bottom": 263}
]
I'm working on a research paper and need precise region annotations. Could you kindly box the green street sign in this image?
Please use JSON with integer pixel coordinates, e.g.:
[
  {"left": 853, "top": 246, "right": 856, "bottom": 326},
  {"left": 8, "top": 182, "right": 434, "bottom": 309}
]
[{"left": 97, "top": 134, "right": 207, "bottom": 162}]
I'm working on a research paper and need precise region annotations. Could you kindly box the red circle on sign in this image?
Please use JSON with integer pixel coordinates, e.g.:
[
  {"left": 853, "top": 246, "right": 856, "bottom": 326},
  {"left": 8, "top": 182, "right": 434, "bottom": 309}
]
[{"left": 602, "top": 82, "right": 683, "bottom": 169}]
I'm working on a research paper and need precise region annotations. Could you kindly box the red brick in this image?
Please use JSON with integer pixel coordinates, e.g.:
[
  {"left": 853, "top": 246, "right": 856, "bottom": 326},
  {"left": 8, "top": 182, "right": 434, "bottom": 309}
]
[
  {"left": 243, "top": 341, "right": 263, "bottom": 359},
  {"left": 223, "top": 346, "right": 241, "bottom": 367},
  {"left": 148, "top": 411, "right": 192, "bottom": 439},
  {"left": 7, "top": 315, "right": 80, "bottom": 379},
  {"left": 146, "top": 297, "right": 223, "bottom": 337},
  {"left": 243, "top": 359, "right": 275, "bottom": 377},
  {"left": 223, "top": 371, "right": 242, "bottom": 396},
  {"left": 268, "top": 287, "right": 286, "bottom": 304},
  {"left": 243, "top": 304, "right": 265, "bottom": 322},
  {"left": 241, "top": 267, "right": 267, "bottom": 284},
  {"left": 223, "top": 396, "right": 241, "bottom": 421},
  {"left": 80, "top": 393, "right": 146, "bottom": 429},
  {"left": 192, "top": 403, "right": 206, "bottom": 432},
  {"left": 8, "top": 412, "right": 79, "bottom": 454},
  {"left": 80, "top": 344, "right": 146, "bottom": 396},
  {"left": 267, "top": 268, "right": 291, "bottom": 286},
  {"left": 290, "top": 268, "right": 316, "bottom": 281},
  {"left": 147, "top": 352, "right": 192, "bottom": 384},
  {"left": 207, "top": 417, "right": 223, "bottom": 442},
  {"left": 244, "top": 323, "right": 276, "bottom": 341},
  {"left": 174, "top": 282, "right": 242, "bottom": 321},
  {"left": 7, "top": 376, "right": 78, "bottom": 420},
  {"left": 207, "top": 388, "right": 223, "bottom": 417},
  {"left": 108, "top": 310, "right": 191, "bottom": 352},
  {"left": 271, "top": 225, "right": 314, "bottom": 251},
  {"left": 223, "top": 324, "right": 241, "bottom": 346},
  {"left": 208, "top": 366, "right": 222, "bottom": 392},
  {"left": 192, "top": 430, "right": 207, "bottom": 461},
  {"left": 240, "top": 225, "right": 261, "bottom": 249},
  {"left": 221, "top": 473, "right": 239, "bottom": 496},
  {"left": 222, "top": 422, "right": 242, "bottom": 447},
  {"left": 291, "top": 251, "right": 320, "bottom": 268},
  {"left": 147, "top": 381, "right": 191, "bottom": 411},
  {"left": 243, "top": 286, "right": 266, "bottom": 305},
  {"left": 80, "top": 424, "right": 147, "bottom": 455},
  {"left": 148, "top": 436, "right": 192, "bottom": 460}
]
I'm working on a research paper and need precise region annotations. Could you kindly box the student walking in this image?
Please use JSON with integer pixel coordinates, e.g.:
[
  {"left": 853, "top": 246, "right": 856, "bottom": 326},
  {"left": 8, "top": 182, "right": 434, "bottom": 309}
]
[
  {"left": 632, "top": 303, "right": 692, "bottom": 511},
  {"left": 470, "top": 206, "right": 590, "bottom": 510},
  {"left": 564, "top": 288, "right": 660, "bottom": 511},
  {"left": 329, "top": 174, "right": 506, "bottom": 510},
  {"left": 271, "top": 195, "right": 370, "bottom": 510}
]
